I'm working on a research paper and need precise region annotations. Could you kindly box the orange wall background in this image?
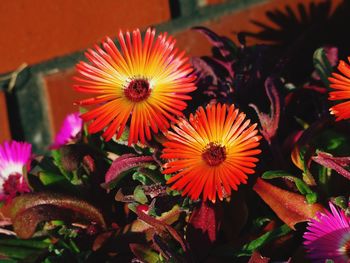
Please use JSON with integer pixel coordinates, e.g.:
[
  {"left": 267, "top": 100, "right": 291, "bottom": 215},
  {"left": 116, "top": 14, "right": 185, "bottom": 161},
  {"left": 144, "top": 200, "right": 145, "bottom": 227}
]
[
  {"left": 0, "top": 0, "right": 171, "bottom": 74},
  {"left": 0, "top": 92, "right": 11, "bottom": 142}
]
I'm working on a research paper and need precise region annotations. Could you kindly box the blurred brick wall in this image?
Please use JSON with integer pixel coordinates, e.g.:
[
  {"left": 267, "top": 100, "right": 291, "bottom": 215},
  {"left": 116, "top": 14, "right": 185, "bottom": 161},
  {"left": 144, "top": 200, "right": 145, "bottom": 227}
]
[
  {"left": 0, "top": 0, "right": 171, "bottom": 74},
  {"left": 0, "top": 92, "right": 11, "bottom": 142},
  {"left": 0, "top": 0, "right": 342, "bottom": 147}
]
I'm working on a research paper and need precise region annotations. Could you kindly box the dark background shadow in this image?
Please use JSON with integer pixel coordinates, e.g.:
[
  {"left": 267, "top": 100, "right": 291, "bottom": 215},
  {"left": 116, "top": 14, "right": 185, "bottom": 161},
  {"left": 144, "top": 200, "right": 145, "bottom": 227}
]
[{"left": 242, "top": 0, "right": 350, "bottom": 84}]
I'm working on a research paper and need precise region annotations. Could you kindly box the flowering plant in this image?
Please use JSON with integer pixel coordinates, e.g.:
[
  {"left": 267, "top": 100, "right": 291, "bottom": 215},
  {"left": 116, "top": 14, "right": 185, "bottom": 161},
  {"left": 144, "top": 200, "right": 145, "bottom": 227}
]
[{"left": 1, "top": 21, "right": 350, "bottom": 263}]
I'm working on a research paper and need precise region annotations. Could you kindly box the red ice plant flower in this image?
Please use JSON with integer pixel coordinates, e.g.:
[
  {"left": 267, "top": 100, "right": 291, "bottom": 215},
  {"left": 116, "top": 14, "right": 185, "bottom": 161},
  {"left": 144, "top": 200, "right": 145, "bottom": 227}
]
[
  {"left": 74, "top": 28, "right": 196, "bottom": 145},
  {"left": 328, "top": 57, "right": 350, "bottom": 120},
  {"left": 162, "top": 103, "right": 261, "bottom": 203},
  {"left": 0, "top": 141, "right": 31, "bottom": 202}
]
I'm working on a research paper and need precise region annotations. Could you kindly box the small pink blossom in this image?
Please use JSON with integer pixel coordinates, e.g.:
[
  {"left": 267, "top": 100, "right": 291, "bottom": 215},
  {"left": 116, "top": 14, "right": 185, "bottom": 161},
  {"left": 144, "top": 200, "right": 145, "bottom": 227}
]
[
  {"left": 303, "top": 202, "right": 350, "bottom": 263},
  {"left": 51, "top": 112, "right": 83, "bottom": 149},
  {"left": 0, "top": 141, "right": 32, "bottom": 202}
]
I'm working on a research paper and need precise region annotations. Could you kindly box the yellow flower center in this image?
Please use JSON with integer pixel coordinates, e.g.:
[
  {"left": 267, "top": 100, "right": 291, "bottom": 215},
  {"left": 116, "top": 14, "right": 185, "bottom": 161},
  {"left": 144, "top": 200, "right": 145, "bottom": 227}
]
[
  {"left": 124, "top": 79, "right": 151, "bottom": 102},
  {"left": 202, "top": 142, "right": 226, "bottom": 166}
]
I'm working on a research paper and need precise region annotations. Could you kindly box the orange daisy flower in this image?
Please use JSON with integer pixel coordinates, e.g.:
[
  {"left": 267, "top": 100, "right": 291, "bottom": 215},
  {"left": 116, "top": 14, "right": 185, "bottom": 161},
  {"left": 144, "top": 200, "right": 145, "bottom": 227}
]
[
  {"left": 74, "top": 28, "right": 196, "bottom": 145},
  {"left": 329, "top": 58, "right": 350, "bottom": 120},
  {"left": 162, "top": 103, "right": 262, "bottom": 203}
]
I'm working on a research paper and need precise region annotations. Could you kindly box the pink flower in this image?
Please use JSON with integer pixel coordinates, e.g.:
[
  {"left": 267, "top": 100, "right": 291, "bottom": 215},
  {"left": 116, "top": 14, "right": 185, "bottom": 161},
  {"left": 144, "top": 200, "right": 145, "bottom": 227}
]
[
  {"left": 52, "top": 112, "right": 83, "bottom": 149},
  {"left": 303, "top": 202, "right": 350, "bottom": 263},
  {"left": 0, "top": 141, "right": 32, "bottom": 202}
]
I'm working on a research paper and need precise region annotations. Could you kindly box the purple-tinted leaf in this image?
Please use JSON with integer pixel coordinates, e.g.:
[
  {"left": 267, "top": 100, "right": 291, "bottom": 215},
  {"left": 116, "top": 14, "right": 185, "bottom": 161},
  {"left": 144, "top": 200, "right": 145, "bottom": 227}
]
[
  {"left": 115, "top": 189, "right": 135, "bottom": 203},
  {"left": 102, "top": 154, "right": 155, "bottom": 190},
  {"left": 133, "top": 207, "right": 187, "bottom": 252},
  {"left": 92, "top": 231, "right": 113, "bottom": 251},
  {"left": 324, "top": 46, "right": 338, "bottom": 67},
  {"left": 115, "top": 184, "right": 166, "bottom": 203},
  {"left": 191, "top": 57, "right": 218, "bottom": 86},
  {"left": 187, "top": 201, "right": 223, "bottom": 261},
  {"left": 290, "top": 118, "right": 331, "bottom": 185},
  {"left": 192, "top": 27, "right": 235, "bottom": 91},
  {"left": 58, "top": 144, "right": 90, "bottom": 172},
  {"left": 249, "top": 78, "right": 280, "bottom": 144},
  {"left": 1, "top": 192, "right": 106, "bottom": 239},
  {"left": 82, "top": 155, "right": 96, "bottom": 173},
  {"left": 221, "top": 192, "right": 248, "bottom": 241},
  {"left": 152, "top": 234, "right": 178, "bottom": 261},
  {"left": 313, "top": 47, "right": 337, "bottom": 86},
  {"left": 142, "top": 183, "right": 167, "bottom": 198},
  {"left": 131, "top": 205, "right": 181, "bottom": 233},
  {"left": 312, "top": 151, "right": 350, "bottom": 180},
  {"left": 192, "top": 26, "right": 235, "bottom": 59},
  {"left": 302, "top": 83, "right": 328, "bottom": 94},
  {"left": 248, "top": 251, "right": 270, "bottom": 263},
  {"left": 211, "top": 57, "right": 235, "bottom": 78},
  {"left": 188, "top": 201, "right": 221, "bottom": 243}
]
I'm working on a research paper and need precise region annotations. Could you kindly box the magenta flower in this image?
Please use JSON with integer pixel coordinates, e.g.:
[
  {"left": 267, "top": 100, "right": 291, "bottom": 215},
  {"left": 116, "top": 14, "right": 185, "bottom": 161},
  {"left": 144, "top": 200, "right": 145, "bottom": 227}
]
[
  {"left": 303, "top": 202, "right": 350, "bottom": 263},
  {"left": 0, "top": 141, "right": 32, "bottom": 202},
  {"left": 52, "top": 112, "right": 83, "bottom": 149}
]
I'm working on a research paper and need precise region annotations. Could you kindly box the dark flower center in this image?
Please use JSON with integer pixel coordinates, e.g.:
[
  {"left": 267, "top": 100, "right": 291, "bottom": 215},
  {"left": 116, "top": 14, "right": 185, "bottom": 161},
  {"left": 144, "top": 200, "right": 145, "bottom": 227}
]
[
  {"left": 202, "top": 142, "right": 226, "bottom": 166},
  {"left": 3, "top": 173, "right": 23, "bottom": 199},
  {"left": 124, "top": 79, "right": 150, "bottom": 102},
  {"left": 345, "top": 240, "right": 350, "bottom": 257}
]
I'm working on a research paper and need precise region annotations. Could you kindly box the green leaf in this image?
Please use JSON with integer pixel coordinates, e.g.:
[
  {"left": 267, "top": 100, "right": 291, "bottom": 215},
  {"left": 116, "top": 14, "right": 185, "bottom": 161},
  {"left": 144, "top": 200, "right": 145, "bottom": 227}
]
[
  {"left": 0, "top": 259, "right": 17, "bottom": 263},
  {"left": 262, "top": 170, "right": 293, "bottom": 180},
  {"left": 0, "top": 238, "right": 50, "bottom": 249},
  {"left": 0, "top": 245, "right": 42, "bottom": 260},
  {"left": 252, "top": 217, "right": 271, "bottom": 230},
  {"left": 137, "top": 168, "right": 164, "bottom": 184},
  {"left": 164, "top": 174, "right": 172, "bottom": 181},
  {"left": 306, "top": 193, "right": 318, "bottom": 204},
  {"left": 39, "top": 171, "right": 65, "bottom": 186},
  {"left": 134, "top": 185, "right": 148, "bottom": 204},
  {"left": 262, "top": 171, "right": 317, "bottom": 203},
  {"left": 235, "top": 224, "right": 292, "bottom": 257},
  {"left": 318, "top": 165, "right": 330, "bottom": 194},
  {"left": 333, "top": 196, "right": 348, "bottom": 210},
  {"left": 132, "top": 171, "right": 148, "bottom": 185},
  {"left": 104, "top": 139, "right": 134, "bottom": 156},
  {"left": 315, "top": 130, "right": 350, "bottom": 155},
  {"left": 313, "top": 48, "right": 332, "bottom": 87},
  {"left": 294, "top": 178, "right": 313, "bottom": 195},
  {"left": 52, "top": 150, "right": 72, "bottom": 181},
  {"left": 130, "top": 244, "right": 160, "bottom": 263},
  {"left": 128, "top": 203, "right": 138, "bottom": 213},
  {"left": 0, "top": 238, "right": 49, "bottom": 261}
]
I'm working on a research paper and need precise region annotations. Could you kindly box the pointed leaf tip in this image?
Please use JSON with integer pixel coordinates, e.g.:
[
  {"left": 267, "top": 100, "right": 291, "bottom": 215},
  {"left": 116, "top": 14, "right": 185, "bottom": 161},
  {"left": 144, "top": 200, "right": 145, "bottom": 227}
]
[{"left": 253, "top": 178, "right": 324, "bottom": 229}]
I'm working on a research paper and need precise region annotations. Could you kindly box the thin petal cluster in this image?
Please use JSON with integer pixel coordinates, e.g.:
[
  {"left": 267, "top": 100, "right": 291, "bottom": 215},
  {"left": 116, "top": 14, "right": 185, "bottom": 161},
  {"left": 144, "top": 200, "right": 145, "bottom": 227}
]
[
  {"left": 329, "top": 58, "right": 350, "bottom": 120},
  {"left": 0, "top": 141, "right": 32, "bottom": 201},
  {"left": 303, "top": 202, "right": 350, "bottom": 263},
  {"left": 162, "top": 103, "right": 261, "bottom": 203},
  {"left": 52, "top": 112, "right": 83, "bottom": 149},
  {"left": 74, "top": 28, "right": 196, "bottom": 145}
]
